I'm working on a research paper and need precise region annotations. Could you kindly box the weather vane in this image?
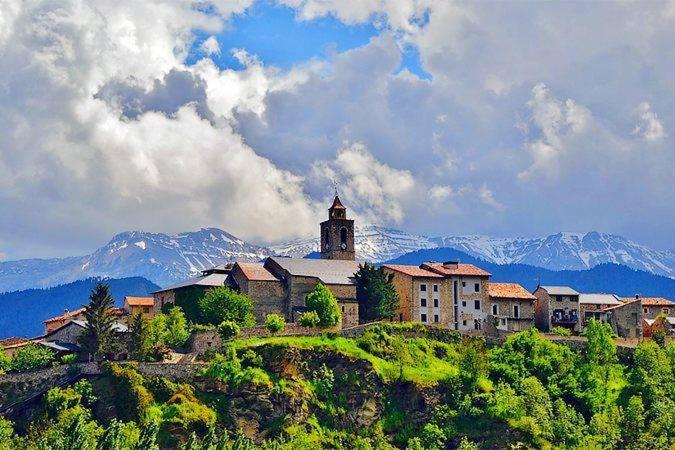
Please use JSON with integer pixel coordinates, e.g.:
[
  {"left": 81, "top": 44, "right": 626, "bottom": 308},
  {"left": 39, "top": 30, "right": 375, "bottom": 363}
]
[{"left": 332, "top": 178, "right": 339, "bottom": 197}]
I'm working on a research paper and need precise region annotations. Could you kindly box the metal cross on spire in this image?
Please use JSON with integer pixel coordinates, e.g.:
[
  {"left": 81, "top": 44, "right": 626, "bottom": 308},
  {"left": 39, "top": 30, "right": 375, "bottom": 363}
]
[{"left": 332, "top": 178, "right": 339, "bottom": 198}]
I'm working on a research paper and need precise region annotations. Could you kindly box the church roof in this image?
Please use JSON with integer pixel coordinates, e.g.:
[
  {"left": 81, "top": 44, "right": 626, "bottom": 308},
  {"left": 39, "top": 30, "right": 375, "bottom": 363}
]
[
  {"left": 236, "top": 262, "right": 280, "bottom": 281},
  {"left": 329, "top": 195, "right": 346, "bottom": 210},
  {"left": 267, "top": 256, "right": 360, "bottom": 285}
]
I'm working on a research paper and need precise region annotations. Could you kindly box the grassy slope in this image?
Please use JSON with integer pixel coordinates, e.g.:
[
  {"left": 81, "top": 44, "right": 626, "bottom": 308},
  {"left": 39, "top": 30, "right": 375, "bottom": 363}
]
[{"left": 232, "top": 334, "right": 459, "bottom": 386}]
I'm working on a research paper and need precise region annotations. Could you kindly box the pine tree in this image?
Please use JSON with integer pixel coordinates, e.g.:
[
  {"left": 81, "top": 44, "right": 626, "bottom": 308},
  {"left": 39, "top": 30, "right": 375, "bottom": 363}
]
[
  {"left": 354, "top": 263, "right": 399, "bottom": 322},
  {"left": 78, "top": 282, "right": 117, "bottom": 361},
  {"left": 129, "top": 313, "right": 151, "bottom": 360}
]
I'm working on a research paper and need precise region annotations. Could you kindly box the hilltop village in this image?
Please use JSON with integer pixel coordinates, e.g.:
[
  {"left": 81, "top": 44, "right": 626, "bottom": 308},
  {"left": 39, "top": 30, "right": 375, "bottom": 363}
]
[{"left": 2, "top": 196, "right": 674, "bottom": 360}]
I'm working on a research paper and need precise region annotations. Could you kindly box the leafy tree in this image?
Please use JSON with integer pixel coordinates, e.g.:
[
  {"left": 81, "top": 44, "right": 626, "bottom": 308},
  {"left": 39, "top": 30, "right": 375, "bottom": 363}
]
[
  {"left": 305, "top": 283, "right": 341, "bottom": 327},
  {"left": 456, "top": 437, "right": 479, "bottom": 450},
  {"left": 265, "top": 314, "right": 285, "bottom": 334},
  {"left": 218, "top": 321, "right": 240, "bottom": 341},
  {"left": 0, "top": 418, "right": 16, "bottom": 450},
  {"left": 133, "top": 419, "right": 160, "bottom": 450},
  {"left": 622, "top": 396, "right": 646, "bottom": 450},
  {"left": 99, "top": 419, "right": 124, "bottom": 450},
  {"left": 583, "top": 319, "right": 618, "bottom": 409},
  {"left": 198, "top": 287, "right": 255, "bottom": 326},
  {"left": 129, "top": 313, "right": 152, "bottom": 360},
  {"left": 419, "top": 423, "right": 446, "bottom": 450},
  {"left": 0, "top": 350, "right": 11, "bottom": 374},
  {"left": 147, "top": 306, "right": 190, "bottom": 350},
  {"left": 354, "top": 263, "right": 399, "bottom": 322},
  {"left": 78, "top": 282, "right": 118, "bottom": 360},
  {"left": 10, "top": 343, "right": 54, "bottom": 372},
  {"left": 628, "top": 340, "right": 672, "bottom": 409},
  {"left": 298, "top": 310, "right": 320, "bottom": 327}
]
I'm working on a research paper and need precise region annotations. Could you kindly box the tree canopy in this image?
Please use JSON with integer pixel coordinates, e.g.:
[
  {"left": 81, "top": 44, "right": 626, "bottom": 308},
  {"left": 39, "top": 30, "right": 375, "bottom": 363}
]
[
  {"left": 197, "top": 287, "right": 255, "bottom": 327},
  {"left": 354, "top": 263, "right": 400, "bottom": 322},
  {"left": 305, "top": 283, "right": 341, "bottom": 327},
  {"left": 78, "top": 282, "right": 118, "bottom": 360}
]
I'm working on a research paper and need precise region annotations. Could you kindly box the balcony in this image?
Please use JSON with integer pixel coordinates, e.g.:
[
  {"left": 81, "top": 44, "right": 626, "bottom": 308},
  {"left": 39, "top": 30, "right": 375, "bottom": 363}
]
[{"left": 551, "top": 314, "right": 578, "bottom": 325}]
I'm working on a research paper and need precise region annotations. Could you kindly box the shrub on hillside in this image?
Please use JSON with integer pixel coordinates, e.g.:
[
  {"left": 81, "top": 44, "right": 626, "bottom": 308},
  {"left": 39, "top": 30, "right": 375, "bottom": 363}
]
[
  {"left": 551, "top": 326, "right": 572, "bottom": 337},
  {"left": 10, "top": 344, "right": 54, "bottom": 372},
  {"left": 265, "top": 314, "right": 285, "bottom": 334},
  {"left": 218, "top": 321, "right": 240, "bottom": 341},
  {"left": 0, "top": 350, "right": 10, "bottom": 375},
  {"left": 305, "top": 283, "right": 341, "bottom": 327},
  {"left": 240, "top": 349, "right": 262, "bottom": 368},
  {"left": 198, "top": 287, "right": 256, "bottom": 327},
  {"left": 299, "top": 310, "right": 321, "bottom": 327}
]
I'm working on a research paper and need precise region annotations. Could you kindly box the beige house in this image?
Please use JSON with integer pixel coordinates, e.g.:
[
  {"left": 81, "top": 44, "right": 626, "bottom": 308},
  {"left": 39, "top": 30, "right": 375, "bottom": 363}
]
[
  {"left": 382, "top": 265, "right": 450, "bottom": 327},
  {"left": 124, "top": 296, "right": 155, "bottom": 319},
  {"left": 383, "top": 260, "right": 491, "bottom": 330},
  {"left": 533, "top": 286, "right": 581, "bottom": 333},
  {"left": 488, "top": 283, "right": 536, "bottom": 332}
]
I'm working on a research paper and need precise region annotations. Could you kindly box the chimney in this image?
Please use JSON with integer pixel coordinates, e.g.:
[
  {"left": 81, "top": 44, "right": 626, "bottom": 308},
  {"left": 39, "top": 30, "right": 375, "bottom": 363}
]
[
  {"left": 64, "top": 308, "right": 69, "bottom": 314},
  {"left": 443, "top": 260, "right": 459, "bottom": 269}
]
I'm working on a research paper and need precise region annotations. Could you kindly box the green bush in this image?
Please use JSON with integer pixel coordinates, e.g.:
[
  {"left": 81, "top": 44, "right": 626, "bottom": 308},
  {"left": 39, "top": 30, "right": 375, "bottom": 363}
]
[
  {"left": 10, "top": 344, "right": 55, "bottom": 372},
  {"left": 0, "top": 350, "right": 10, "bottom": 375},
  {"left": 299, "top": 310, "right": 321, "bottom": 327},
  {"left": 218, "top": 321, "right": 240, "bottom": 341},
  {"left": 148, "top": 306, "right": 190, "bottom": 350},
  {"left": 198, "top": 287, "right": 256, "bottom": 326},
  {"left": 240, "top": 349, "right": 262, "bottom": 368},
  {"left": 550, "top": 326, "right": 572, "bottom": 337},
  {"left": 265, "top": 314, "right": 285, "bottom": 334},
  {"left": 305, "top": 283, "right": 341, "bottom": 327},
  {"left": 60, "top": 353, "right": 78, "bottom": 365}
]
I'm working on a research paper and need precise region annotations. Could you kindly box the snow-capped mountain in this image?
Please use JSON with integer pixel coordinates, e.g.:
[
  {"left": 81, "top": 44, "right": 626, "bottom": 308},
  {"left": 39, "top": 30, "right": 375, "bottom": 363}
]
[
  {"left": 433, "top": 232, "right": 675, "bottom": 277},
  {"left": 270, "top": 224, "right": 436, "bottom": 262},
  {"left": 0, "top": 226, "right": 673, "bottom": 293}
]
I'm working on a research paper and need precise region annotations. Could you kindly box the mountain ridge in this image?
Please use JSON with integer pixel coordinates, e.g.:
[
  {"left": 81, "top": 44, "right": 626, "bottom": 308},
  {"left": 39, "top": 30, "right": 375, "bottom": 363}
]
[{"left": 0, "top": 225, "right": 673, "bottom": 293}]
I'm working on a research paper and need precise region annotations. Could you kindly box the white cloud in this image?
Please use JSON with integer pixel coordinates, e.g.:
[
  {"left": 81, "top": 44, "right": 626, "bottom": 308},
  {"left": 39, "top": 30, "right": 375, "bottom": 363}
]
[
  {"left": 428, "top": 185, "right": 453, "bottom": 202},
  {"left": 311, "top": 143, "right": 416, "bottom": 224},
  {"left": 632, "top": 101, "right": 666, "bottom": 142},
  {"left": 200, "top": 36, "right": 221, "bottom": 56}
]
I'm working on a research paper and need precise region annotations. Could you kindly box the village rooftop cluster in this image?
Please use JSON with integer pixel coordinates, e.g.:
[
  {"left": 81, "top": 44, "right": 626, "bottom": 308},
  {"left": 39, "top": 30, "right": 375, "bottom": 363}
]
[{"left": 2, "top": 196, "right": 674, "bottom": 360}]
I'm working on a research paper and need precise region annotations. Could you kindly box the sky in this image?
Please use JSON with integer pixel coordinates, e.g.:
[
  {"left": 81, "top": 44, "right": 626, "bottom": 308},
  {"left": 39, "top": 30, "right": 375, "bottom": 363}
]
[{"left": 0, "top": 0, "right": 674, "bottom": 260}]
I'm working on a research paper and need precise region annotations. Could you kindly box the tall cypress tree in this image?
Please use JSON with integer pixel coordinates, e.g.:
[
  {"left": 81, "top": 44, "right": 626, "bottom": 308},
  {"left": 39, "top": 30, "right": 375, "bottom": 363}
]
[
  {"left": 78, "top": 282, "right": 117, "bottom": 361},
  {"left": 354, "top": 263, "right": 399, "bottom": 322}
]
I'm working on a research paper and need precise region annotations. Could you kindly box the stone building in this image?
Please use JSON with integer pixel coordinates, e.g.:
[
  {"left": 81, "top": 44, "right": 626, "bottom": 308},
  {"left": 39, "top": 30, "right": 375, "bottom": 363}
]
[
  {"left": 43, "top": 307, "right": 126, "bottom": 334},
  {"left": 151, "top": 264, "right": 232, "bottom": 314},
  {"left": 487, "top": 283, "right": 536, "bottom": 332},
  {"left": 533, "top": 286, "right": 581, "bottom": 333},
  {"left": 382, "top": 265, "right": 450, "bottom": 327},
  {"left": 604, "top": 299, "right": 643, "bottom": 338},
  {"left": 227, "top": 196, "right": 361, "bottom": 328},
  {"left": 578, "top": 293, "right": 622, "bottom": 327},
  {"left": 383, "top": 260, "right": 491, "bottom": 330},
  {"left": 625, "top": 296, "right": 675, "bottom": 336},
  {"left": 123, "top": 296, "right": 155, "bottom": 319}
]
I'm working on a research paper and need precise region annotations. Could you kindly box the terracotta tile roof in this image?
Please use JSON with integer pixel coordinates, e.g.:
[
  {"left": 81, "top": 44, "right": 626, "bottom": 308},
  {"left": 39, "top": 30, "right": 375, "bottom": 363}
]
[
  {"left": 627, "top": 297, "right": 675, "bottom": 306},
  {"left": 0, "top": 337, "right": 30, "bottom": 347},
  {"left": 237, "top": 262, "right": 280, "bottom": 281},
  {"left": 124, "top": 296, "right": 154, "bottom": 307},
  {"left": 383, "top": 264, "right": 444, "bottom": 278},
  {"left": 489, "top": 283, "right": 536, "bottom": 300},
  {"left": 330, "top": 195, "right": 346, "bottom": 210},
  {"left": 421, "top": 262, "right": 491, "bottom": 278},
  {"left": 44, "top": 308, "right": 85, "bottom": 324},
  {"left": 603, "top": 299, "right": 640, "bottom": 311}
]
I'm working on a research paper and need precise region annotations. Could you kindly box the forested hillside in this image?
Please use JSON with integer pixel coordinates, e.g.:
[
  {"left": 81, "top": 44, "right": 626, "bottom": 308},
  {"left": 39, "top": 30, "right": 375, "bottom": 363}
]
[{"left": 1, "top": 323, "right": 673, "bottom": 449}]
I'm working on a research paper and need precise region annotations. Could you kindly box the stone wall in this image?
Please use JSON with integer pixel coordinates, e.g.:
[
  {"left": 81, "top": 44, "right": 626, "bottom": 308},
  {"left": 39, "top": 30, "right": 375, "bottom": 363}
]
[{"left": 607, "top": 300, "right": 643, "bottom": 338}]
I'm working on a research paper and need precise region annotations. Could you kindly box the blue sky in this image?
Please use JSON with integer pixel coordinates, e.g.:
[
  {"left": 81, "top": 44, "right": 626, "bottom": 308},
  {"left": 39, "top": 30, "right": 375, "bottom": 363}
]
[{"left": 0, "top": 0, "right": 674, "bottom": 259}]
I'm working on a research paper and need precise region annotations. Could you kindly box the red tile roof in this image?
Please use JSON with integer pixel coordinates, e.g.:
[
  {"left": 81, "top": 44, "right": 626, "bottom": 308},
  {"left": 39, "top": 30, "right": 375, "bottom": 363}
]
[
  {"left": 383, "top": 264, "right": 444, "bottom": 278},
  {"left": 125, "top": 296, "right": 154, "bottom": 307},
  {"left": 330, "top": 195, "right": 346, "bottom": 210},
  {"left": 237, "top": 262, "right": 280, "bottom": 281},
  {"left": 0, "top": 337, "right": 30, "bottom": 348},
  {"left": 44, "top": 308, "right": 85, "bottom": 324},
  {"left": 628, "top": 297, "right": 675, "bottom": 306},
  {"left": 422, "top": 262, "right": 491, "bottom": 278},
  {"left": 489, "top": 283, "right": 536, "bottom": 300}
]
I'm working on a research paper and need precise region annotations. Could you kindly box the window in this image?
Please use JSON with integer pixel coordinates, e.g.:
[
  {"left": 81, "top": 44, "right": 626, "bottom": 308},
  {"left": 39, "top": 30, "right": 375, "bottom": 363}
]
[
  {"left": 491, "top": 304, "right": 498, "bottom": 315},
  {"left": 513, "top": 305, "right": 520, "bottom": 318},
  {"left": 556, "top": 295, "right": 563, "bottom": 302},
  {"left": 341, "top": 305, "right": 345, "bottom": 313},
  {"left": 462, "top": 281, "right": 466, "bottom": 288},
  {"left": 434, "top": 314, "right": 439, "bottom": 323},
  {"left": 663, "top": 308, "right": 670, "bottom": 314},
  {"left": 433, "top": 299, "right": 439, "bottom": 308},
  {"left": 421, "top": 313, "right": 427, "bottom": 323},
  {"left": 474, "top": 283, "right": 480, "bottom": 293},
  {"left": 433, "top": 284, "right": 439, "bottom": 292},
  {"left": 474, "top": 300, "right": 481, "bottom": 310},
  {"left": 420, "top": 298, "right": 427, "bottom": 307},
  {"left": 644, "top": 307, "right": 649, "bottom": 314},
  {"left": 500, "top": 318, "right": 506, "bottom": 326},
  {"left": 399, "top": 313, "right": 403, "bottom": 322},
  {"left": 340, "top": 227, "right": 348, "bottom": 246},
  {"left": 462, "top": 301, "right": 466, "bottom": 307},
  {"left": 462, "top": 320, "right": 467, "bottom": 326},
  {"left": 420, "top": 284, "right": 427, "bottom": 292}
]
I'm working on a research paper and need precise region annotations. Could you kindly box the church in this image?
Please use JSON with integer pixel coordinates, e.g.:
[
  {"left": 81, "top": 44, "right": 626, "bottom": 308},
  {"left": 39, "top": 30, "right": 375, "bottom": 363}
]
[{"left": 227, "top": 196, "right": 361, "bottom": 328}]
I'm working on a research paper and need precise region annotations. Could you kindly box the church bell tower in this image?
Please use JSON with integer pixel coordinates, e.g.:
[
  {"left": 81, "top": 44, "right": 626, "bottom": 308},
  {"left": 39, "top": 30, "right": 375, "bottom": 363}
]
[{"left": 320, "top": 195, "right": 355, "bottom": 260}]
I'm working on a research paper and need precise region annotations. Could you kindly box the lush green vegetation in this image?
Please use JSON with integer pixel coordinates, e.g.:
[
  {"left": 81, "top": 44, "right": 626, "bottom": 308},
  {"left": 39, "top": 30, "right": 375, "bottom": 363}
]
[
  {"left": 1, "top": 322, "right": 673, "bottom": 449},
  {"left": 79, "top": 282, "right": 120, "bottom": 360},
  {"left": 7, "top": 344, "right": 55, "bottom": 372},
  {"left": 197, "top": 287, "right": 256, "bottom": 327},
  {"left": 305, "top": 283, "right": 341, "bottom": 327},
  {"left": 264, "top": 314, "right": 285, "bottom": 334},
  {"left": 354, "top": 263, "right": 400, "bottom": 322},
  {"left": 298, "top": 310, "right": 321, "bottom": 327}
]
